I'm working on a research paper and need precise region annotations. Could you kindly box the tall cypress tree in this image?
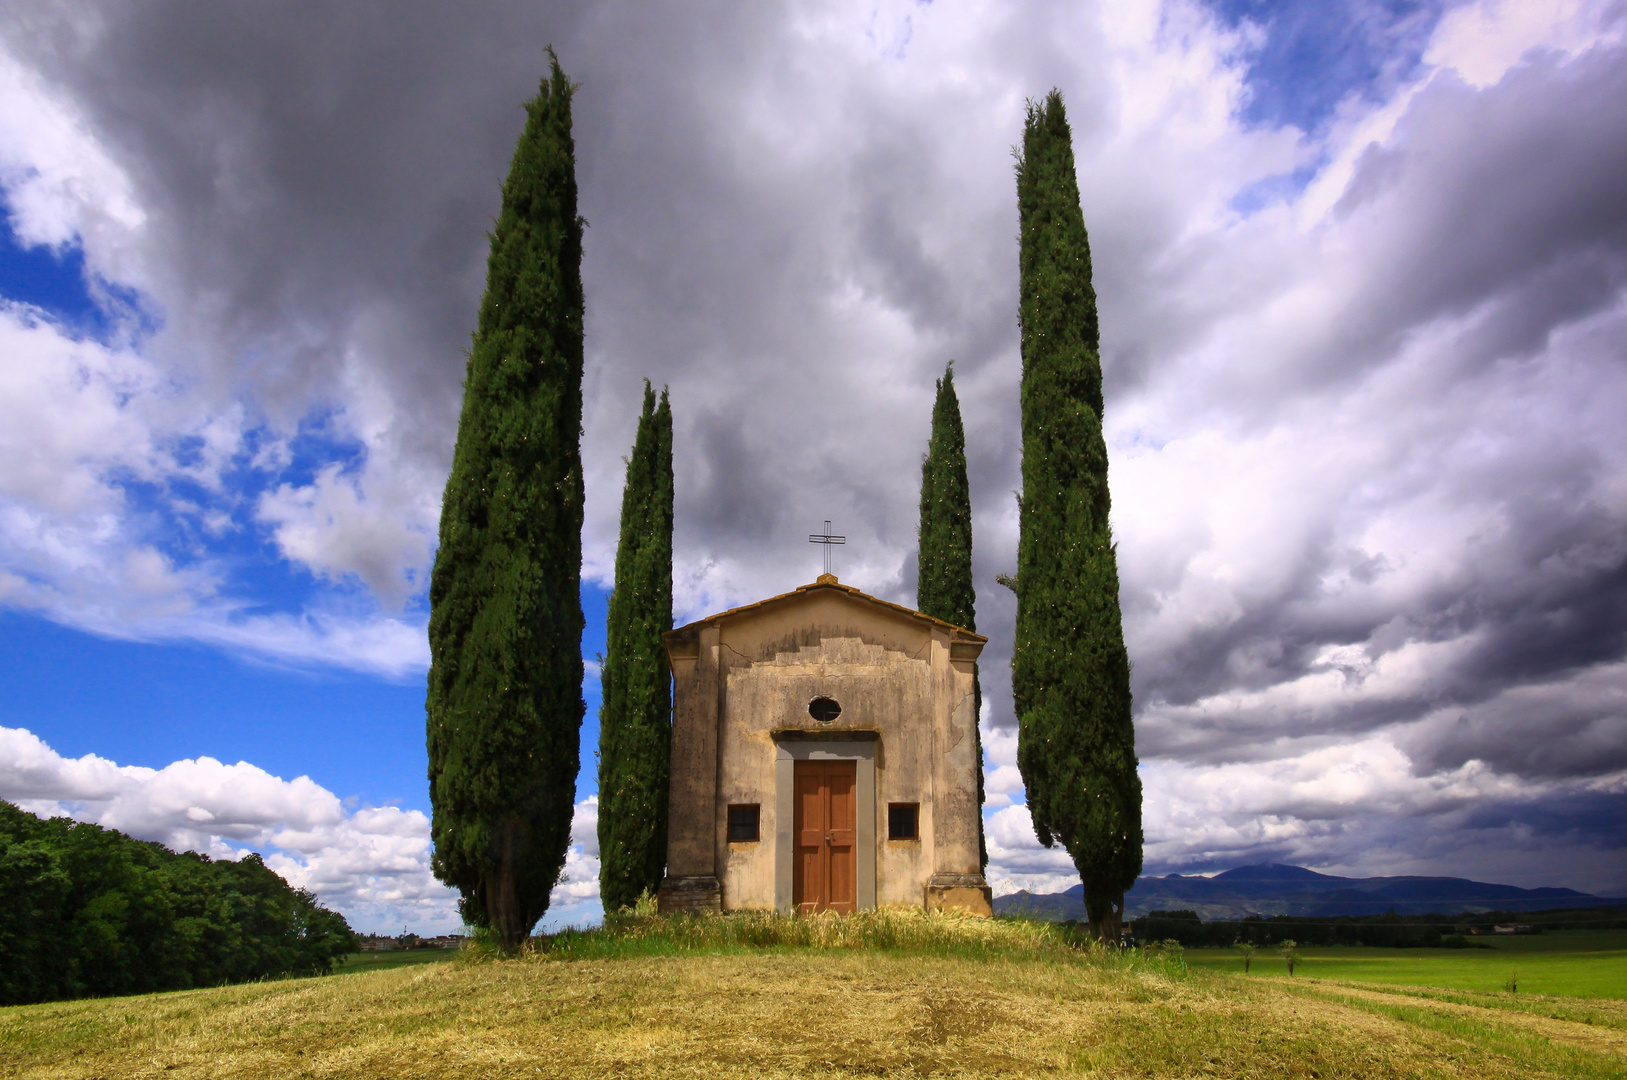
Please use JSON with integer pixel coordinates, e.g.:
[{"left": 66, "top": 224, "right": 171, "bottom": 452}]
[
  {"left": 1011, "top": 90, "right": 1142, "bottom": 941},
  {"left": 597, "top": 382, "right": 674, "bottom": 913},
  {"left": 916, "top": 363, "right": 986, "bottom": 871},
  {"left": 426, "top": 53, "right": 585, "bottom": 952}
]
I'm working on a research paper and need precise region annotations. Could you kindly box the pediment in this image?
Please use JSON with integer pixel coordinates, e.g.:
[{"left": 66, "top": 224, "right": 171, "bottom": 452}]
[{"left": 663, "top": 575, "right": 984, "bottom": 664}]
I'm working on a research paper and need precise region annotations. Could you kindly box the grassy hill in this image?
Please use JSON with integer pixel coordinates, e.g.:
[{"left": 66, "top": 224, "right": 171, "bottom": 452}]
[{"left": 2, "top": 913, "right": 1622, "bottom": 1079}]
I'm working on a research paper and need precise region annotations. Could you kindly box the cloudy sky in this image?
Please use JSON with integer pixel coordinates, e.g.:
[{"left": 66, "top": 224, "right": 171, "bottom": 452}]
[{"left": 1, "top": 0, "right": 1623, "bottom": 933}]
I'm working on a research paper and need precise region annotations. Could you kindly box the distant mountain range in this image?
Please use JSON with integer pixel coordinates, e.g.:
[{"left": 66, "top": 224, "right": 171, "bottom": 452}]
[{"left": 994, "top": 863, "right": 1627, "bottom": 921}]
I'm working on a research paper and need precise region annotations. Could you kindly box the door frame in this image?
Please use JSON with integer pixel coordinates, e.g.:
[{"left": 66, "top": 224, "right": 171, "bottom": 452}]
[
  {"left": 772, "top": 733, "right": 876, "bottom": 913},
  {"left": 791, "top": 758, "right": 858, "bottom": 914}
]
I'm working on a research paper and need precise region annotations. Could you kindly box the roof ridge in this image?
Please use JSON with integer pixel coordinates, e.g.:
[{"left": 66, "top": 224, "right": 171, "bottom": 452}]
[{"left": 668, "top": 577, "right": 985, "bottom": 641}]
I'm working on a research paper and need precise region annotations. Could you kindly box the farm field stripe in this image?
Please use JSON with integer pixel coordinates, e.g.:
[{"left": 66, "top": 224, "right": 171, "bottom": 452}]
[
  {"left": 1279, "top": 979, "right": 1627, "bottom": 1076},
  {"left": 1294, "top": 979, "right": 1627, "bottom": 1032}
]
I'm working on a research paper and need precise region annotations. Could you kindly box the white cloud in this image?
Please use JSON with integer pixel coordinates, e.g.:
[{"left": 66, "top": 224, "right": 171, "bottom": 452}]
[
  {"left": 0, "top": 231, "right": 430, "bottom": 675},
  {"left": 1426, "top": 0, "right": 1622, "bottom": 89},
  {"left": 985, "top": 804, "right": 1080, "bottom": 898},
  {"left": 0, "top": 35, "right": 439, "bottom": 673},
  {"left": 544, "top": 796, "right": 604, "bottom": 928},
  {"left": 257, "top": 462, "right": 436, "bottom": 609},
  {"left": 0, "top": 307, "right": 430, "bottom": 673},
  {"left": 0, "top": 41, "right": 144, "bottom": 260},
  {"left": 0, "top": 726, "right": 601, "bottom": 933},
  {"left": 172, "top": 608, "right": 431, "bottom": 679},
  {"left": 979, "top": 717, "right": 1023, "bottom": 809},
  {"left": 0, "top": 302, "right": 227, "bottom": 630},
  {"left": 0, "top": 305, "right": 165, "bottom": 513}
]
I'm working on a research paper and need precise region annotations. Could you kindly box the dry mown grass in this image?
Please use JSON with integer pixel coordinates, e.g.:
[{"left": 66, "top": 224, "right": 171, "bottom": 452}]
[{"left": 1, "top": 911, "right": 1622, "bottom": 1079}]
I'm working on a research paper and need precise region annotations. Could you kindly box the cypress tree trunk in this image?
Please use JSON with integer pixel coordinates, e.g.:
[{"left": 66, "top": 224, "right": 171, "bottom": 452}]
[
  {"left": 426, "top": 53, "right": 585, "bottom": 952},
  {"left": 1011, "top": 90, "right": 1143, "bottom": 942},
  {"left": 915, "top": 363, "right": 986, "bottom": 871},
  {"left": 597, "top": 382, "right": 674, "bottom": 914}
]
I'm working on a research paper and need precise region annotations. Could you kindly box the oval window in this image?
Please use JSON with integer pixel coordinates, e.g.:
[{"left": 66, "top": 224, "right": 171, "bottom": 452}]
[{"left": 808, "top": 696, "right": 842, "bottom": 723}]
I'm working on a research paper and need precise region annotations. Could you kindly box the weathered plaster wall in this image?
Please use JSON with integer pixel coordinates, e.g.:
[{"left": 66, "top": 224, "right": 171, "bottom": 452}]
[
  {"left": 717, "top": 629, "right": 935, "bottom": 909},
  {"left": 660, "top": 582, "right": 989, "bottom": 916}
]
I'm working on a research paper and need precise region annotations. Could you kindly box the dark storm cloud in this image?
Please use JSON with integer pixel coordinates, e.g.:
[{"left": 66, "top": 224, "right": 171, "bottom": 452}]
[
  {"left": 1135, "top": 548, "right": 1627, "bottom": 777},
  {"left": 1328, "top": 49, "right": 1627, "bottom": 381},
  {"left": 22, "top": 1, "right": 1624, "bottom": 732},
  {"left": 1123, "top": 36, "right": 1627, "bottom": 795},
  {"left": 1458, "top": 789, "right": 1627, "bottom": 849},
  {"left": 9, "top": 2, "right": 588, "bottom": 432},
  {"left": 5, "top": 1, "right": 1033, "bottom": 604},
  {"left": 1144, "top": 785, "right": 1627, "bottom": 895},
  {"left": 1403, "top": 663, "right": 1627, "bottom": 781},
  {"left": 1136, "top": 496, "right": 1627, "bottom": 744}
]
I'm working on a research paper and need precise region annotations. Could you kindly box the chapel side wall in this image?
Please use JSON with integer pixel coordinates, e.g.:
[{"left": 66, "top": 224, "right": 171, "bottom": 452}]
[
  {"left": 658, "top": 624, "right": 722, "bottom": 912},
  {"left": 876, "top": 677, "right": 932, "bottom": 908},
  {"left": 711, "top": 603, "right": 939, "bottom": 912},
  {"left": 925, "top": 631, "right": 992, "bottom": 915}
]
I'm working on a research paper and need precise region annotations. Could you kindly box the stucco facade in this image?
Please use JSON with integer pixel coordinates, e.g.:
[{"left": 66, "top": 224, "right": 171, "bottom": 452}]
[{"left": 657, "top": 574, "right": 992, "bottom": 916}]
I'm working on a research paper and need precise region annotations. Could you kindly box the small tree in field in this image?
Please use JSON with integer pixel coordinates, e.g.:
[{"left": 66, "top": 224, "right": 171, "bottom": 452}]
[
  {"left": 1279, "top": 939, "right": 1300, "bottom": 976},
  {"left": 1234, "top": 940, "right": 1256, "bottom": 973}
]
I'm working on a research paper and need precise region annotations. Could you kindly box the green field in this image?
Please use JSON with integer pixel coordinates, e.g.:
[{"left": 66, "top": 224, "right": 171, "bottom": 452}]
[{"left": 1185, "top": 929, "right": 1627, "bottom": 998}]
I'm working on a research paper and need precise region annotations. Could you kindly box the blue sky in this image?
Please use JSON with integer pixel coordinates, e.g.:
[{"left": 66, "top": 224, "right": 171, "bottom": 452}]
[
  {"left": 1214, "top": 0, "right": 1442, "bottom": 130},
  {"left": 0, "top": 600, "right": 608, "bottom": 815},
  {"left": 0, "top": 213, "right": 100, "bottom": 326},
  {"left": 2, "top": 0, "right": 1625, "bottom": 932}
]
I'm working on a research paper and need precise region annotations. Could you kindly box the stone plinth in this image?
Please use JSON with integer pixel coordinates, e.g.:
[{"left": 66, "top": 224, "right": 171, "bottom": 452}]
[{"left": 657, "top": 875, "right": 722, "bottom": 914}]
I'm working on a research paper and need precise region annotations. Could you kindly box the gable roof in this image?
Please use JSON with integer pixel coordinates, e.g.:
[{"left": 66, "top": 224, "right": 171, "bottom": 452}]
[{"left": 667, "top": 574, "right": 986, "bottom": 643}]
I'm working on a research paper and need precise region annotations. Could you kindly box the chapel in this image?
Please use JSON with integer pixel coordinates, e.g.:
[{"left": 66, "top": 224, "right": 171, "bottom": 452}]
[{"left": 656, "top": 573, "right": 993, "bottom": 916}]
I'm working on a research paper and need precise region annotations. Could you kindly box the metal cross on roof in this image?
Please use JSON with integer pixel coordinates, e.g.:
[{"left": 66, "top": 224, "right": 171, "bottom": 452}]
[{"left": 808, "top": 520, "right": 846, "bottom": 577}]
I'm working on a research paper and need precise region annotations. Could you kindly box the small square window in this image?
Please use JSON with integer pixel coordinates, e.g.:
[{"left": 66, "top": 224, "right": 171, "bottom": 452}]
[
  {"left": 888, "top": 803, "right": 919, "bottom": 841},
  {"left": 728, "top": 804, "right": 760, "bottom": 843}
]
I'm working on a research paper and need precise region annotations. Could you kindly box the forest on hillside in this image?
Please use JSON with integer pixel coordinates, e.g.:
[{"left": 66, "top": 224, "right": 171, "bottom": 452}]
[{"left": 0, "top": 801, "right": 356, "bottom": 1006}]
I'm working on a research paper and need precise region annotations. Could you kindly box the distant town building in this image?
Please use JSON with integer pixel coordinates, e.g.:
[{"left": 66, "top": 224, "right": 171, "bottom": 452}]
[{"left": 356, "top": 932, "right": 465, "bottom": 951}]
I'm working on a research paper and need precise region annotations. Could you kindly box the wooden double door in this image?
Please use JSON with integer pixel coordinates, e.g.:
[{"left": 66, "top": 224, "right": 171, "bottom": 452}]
[{"left": 792, "top": 759, "right": 857, "bottom": 913}]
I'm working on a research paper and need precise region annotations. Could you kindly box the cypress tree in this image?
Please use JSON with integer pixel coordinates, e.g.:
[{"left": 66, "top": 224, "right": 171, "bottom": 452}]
[
  {"left": 1011, "top": 90, "right": 1143, "bottom": 941},
  {"left": 597, "top": 381, "right": 674, "bottom": 913},
  {"left": 426, "top": 52, "right": 585, "bottom": 952},
  {"left": 915, "top": 363, "right": 986, "bottom": 871}
]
